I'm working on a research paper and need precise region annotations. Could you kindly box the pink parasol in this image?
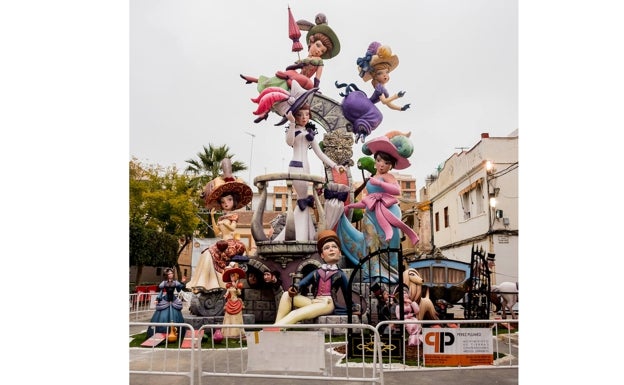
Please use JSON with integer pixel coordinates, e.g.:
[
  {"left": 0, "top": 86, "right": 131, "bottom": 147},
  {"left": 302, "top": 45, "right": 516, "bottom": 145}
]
[{"left": 288, "top": 7, "right": 303, "bottom": 54}]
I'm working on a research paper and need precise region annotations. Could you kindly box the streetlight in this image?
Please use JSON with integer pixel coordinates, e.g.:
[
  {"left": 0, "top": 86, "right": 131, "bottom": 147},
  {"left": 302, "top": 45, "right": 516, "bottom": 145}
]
[{"left": 245, "top": 131, "right": 255, "bottom": 184}]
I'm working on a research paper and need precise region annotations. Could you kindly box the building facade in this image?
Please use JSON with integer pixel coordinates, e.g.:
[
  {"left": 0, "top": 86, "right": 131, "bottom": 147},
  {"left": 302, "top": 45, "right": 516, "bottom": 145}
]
[{"left": 417, "top": 132, "right": 518, "bottom": 285}]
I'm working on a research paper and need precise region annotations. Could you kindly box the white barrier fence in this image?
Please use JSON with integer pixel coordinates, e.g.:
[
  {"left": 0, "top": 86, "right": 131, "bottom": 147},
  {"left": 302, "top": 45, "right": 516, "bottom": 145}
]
[
  {"left": 130, "top": 322, "right": 384, "bottom": 385},
  {"left": 129, "top": 292, "right": 158, "bottom": 321},
  {"left": 129, "top": 322, "right": 197, "bottom": 385},
  {"left": 130, "top": 318, "right": 518, "bottom": 385},
  {"left": 195, "top": 323, "right": 383, "bottom": 385}
]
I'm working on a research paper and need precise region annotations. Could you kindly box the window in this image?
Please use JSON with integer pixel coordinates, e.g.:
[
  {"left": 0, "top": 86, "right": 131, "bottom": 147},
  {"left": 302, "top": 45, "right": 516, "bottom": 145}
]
[
  {"left": 460, "top": 192, "right": 471, "bottom": 220},
  {"left": 274, "top": 193, "right": 283, "bottom": 212},
  {"left": 156, "top": 267, "right": 162, "bottom": 276},
  {"left": 183, "top": 269, "right": 188, "bottom": 277},
  {"left": 475, "top": 183, "right": 484, "bottom": 214},
  {"left": 435, "top": 212, "right": 440, "bottom": 232},
  {"left": 444, "top": 206, "right": 449, "bottom": 228},
  {"left": 459, "top": 178, "right": 485, "bottom": 220}
]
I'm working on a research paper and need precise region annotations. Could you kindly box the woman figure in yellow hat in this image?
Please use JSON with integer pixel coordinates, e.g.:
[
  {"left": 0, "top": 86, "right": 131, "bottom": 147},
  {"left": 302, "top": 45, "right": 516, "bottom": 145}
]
[{"left": 358, "top": 42, "right": 410, "bottom": 113}]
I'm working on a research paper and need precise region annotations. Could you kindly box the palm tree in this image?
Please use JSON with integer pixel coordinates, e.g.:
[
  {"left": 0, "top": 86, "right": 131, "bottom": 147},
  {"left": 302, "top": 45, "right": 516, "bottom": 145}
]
[{"left": 184, "top": 144, "right": 247, "bottom": 191}]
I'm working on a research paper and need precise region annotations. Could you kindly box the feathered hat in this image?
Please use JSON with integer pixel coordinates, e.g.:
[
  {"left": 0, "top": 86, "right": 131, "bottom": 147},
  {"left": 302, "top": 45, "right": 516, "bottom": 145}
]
[{"left": 358, "top": 43, "right": 400, "bottom": 82}]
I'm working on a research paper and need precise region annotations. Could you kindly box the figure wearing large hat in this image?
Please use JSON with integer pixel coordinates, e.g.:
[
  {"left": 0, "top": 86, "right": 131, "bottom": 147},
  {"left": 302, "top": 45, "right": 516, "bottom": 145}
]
[
  {"left": 187, "top": 159, "right": 252, "bottom": 293},
  {"left": 334, "top": 131, "right": 419, "bottom": 284},
  {"left": 240, "top": 9, "right": 341, "bottom": 111}
]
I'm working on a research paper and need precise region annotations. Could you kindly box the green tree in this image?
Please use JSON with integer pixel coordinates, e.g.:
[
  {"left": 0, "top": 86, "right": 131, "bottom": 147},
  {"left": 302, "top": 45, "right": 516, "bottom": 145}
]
[
  {"left": 129, "top": 158, "right": 200, "bottom": 284},
  {"left": 184, "top": 144, "right": 247, "bottom": 191},
  {"left": 129, "top": 223, "right": 178, "bottom": 284}
]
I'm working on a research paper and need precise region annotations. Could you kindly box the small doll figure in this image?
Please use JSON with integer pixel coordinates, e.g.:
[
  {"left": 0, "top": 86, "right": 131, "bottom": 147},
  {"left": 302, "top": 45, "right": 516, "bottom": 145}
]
[{"left": 221, "top": 262, "right": 246, "bottom": 339}]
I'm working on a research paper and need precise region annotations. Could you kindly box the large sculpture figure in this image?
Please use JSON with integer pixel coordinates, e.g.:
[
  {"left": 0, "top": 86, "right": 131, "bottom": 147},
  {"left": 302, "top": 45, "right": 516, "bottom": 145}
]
[
  {"left": 146, "top": 268, "right": 187, "bottom": 338},
  {"left": 334, "top": 132, "right": 419, "bottom": 284},
  {"left": 396, "top": 267, "right": 439, "bottom": 345},
  {"left": 187, "top": 159, "right": 252, "bottom": 317},
  {"left": 250, "top": 81, "right": 344, "bottom": 242},
  {"left": 337, "top": 42, "right": 411, "bottom": 143},
  {"left": 240, "top": 11, "right": 341, "bottom": 124},
  {"left": 272, "top": 230, "right": 349, "bottom": 326}
]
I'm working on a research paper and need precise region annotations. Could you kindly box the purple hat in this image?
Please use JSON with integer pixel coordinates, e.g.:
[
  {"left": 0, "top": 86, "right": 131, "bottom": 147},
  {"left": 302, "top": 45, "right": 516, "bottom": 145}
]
[{"left": 273, "top": 81, "right": 318, "bottom": 126}]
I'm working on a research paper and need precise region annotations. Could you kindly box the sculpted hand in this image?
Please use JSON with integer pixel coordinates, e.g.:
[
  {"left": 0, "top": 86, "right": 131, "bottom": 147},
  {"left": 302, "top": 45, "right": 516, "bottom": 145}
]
[
  {"left": 333, "top": 164, "right": 345, "bottom": 173},
  {"left": 288, "top": 286, "right": 298, "bottom": 297},
  {"left": 286, "top": 111, "right": 295, "bottom": 124}
]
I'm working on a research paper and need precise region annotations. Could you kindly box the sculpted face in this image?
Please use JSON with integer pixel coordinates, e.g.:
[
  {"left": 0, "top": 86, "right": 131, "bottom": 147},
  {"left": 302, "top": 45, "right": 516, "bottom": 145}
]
[
  {"left": 294, "top": 108, "right": 310, "bottom": 126},
  {"left": 405, "top": 268, "right": 423, "bottom": 285},
  {"left": 308, "top": 39, "right": 327, "bottom": 58},
  {"left": 320, "top": 240, "right": 341, "bottom": 264},
  {"left": 220, "top": 195, "right": 235, "bottom": 211}
]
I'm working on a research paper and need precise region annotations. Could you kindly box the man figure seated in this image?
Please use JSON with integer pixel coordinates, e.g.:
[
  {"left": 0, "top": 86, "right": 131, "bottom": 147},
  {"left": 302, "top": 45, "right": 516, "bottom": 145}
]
[{"left": 272, "top": 230, "right": 349, "bottom": 326}]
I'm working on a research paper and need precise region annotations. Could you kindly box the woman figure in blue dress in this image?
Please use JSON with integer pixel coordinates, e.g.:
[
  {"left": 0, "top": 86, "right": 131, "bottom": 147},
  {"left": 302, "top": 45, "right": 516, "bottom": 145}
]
[
  {"left": 146, "top": 268, "right": 187, "bottom": 338},
  {"left": 335, "top": 132, "right": 418, "bottom": 284}
]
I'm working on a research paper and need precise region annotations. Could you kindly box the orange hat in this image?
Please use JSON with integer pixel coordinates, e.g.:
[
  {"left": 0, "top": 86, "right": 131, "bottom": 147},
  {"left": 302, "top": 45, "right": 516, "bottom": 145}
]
[{"left": 317, "top": 229, "right": 341, "bottom": 254}]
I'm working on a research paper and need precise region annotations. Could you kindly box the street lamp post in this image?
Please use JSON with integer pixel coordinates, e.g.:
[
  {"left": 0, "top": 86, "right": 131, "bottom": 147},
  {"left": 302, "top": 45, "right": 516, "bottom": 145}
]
[{"left": 245, "top": 131, "right": 256, "bottom": 184}]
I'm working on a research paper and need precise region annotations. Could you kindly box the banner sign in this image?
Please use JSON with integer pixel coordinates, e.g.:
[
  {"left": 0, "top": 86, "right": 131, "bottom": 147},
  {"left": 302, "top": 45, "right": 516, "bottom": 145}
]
[
  {"left": 191, "top": 238, "right": 217, "bottom": 268},
  {"left": 423, "top": 327, "right": 493, "bottom": 366}
]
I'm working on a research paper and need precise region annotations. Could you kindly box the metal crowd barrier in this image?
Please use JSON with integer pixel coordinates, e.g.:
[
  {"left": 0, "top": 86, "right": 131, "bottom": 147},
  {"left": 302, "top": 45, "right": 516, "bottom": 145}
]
[
  {"left": 195, "top": 323, "right": 384, "bottom": 385},
  {"left": 129, "top": 322, "right": 197, "bottom": 385},
  {"left": 129, "top": 292, "right": 158, "bottom": 321},
  {"left": 129, "top": 318, "right": 518, "bottom": 385}
]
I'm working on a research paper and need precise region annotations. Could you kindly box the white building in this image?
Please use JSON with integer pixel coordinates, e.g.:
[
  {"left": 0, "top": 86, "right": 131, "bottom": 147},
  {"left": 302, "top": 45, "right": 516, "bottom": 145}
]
[{"left": 418, "top": 131, "right": 518, "bottom": 285}]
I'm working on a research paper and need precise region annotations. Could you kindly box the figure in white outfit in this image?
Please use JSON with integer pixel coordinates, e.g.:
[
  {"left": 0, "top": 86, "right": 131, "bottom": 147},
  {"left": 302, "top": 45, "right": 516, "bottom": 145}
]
[{"left": 272, "top": 102, "right": 344, "bottom": 242}]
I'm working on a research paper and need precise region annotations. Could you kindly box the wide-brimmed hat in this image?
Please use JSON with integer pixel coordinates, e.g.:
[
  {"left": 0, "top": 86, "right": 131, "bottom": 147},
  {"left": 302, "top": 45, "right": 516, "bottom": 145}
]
[
  {"left": 202, "top": 177, "right": 253, "bottom": 210},
  {"left": 222, "top": 262, "right": 246, "bottom": 282},
  {"left": 306, "top": 23, "right": 340, "bottom": 59},
  {"left": 317, "top": 229, "right": 341, "bottom": 254},
  {"left": 201, "top": 159, "right": 253, "bottom": 210},
  {"left": 362, "top": 132, "right": 413, "bottom": 170},
  {"left": 361, "top": 45, "right": 399, "bottom": 82},
  {"left": 273, "top": 81, "right": 318, "bottom": 126}
]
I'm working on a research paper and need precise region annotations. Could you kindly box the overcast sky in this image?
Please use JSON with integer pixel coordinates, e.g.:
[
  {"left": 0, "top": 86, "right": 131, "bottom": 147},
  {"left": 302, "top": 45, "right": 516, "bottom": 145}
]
[
  {"left": 5, "top": 2, "right": 624, "bottom": 379},
  {"left": 130, "top": 0, "right": 518, "bottom": 191}
]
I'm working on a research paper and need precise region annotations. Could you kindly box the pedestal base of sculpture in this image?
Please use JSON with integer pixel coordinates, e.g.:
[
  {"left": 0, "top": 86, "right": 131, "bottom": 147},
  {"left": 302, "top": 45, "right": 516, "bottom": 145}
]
[
  {"left": 188, "top": 288, "right": 226, "bottom": 317},
  {"left": 316, "top": 314, "right": 360, "bottom": 335}
]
